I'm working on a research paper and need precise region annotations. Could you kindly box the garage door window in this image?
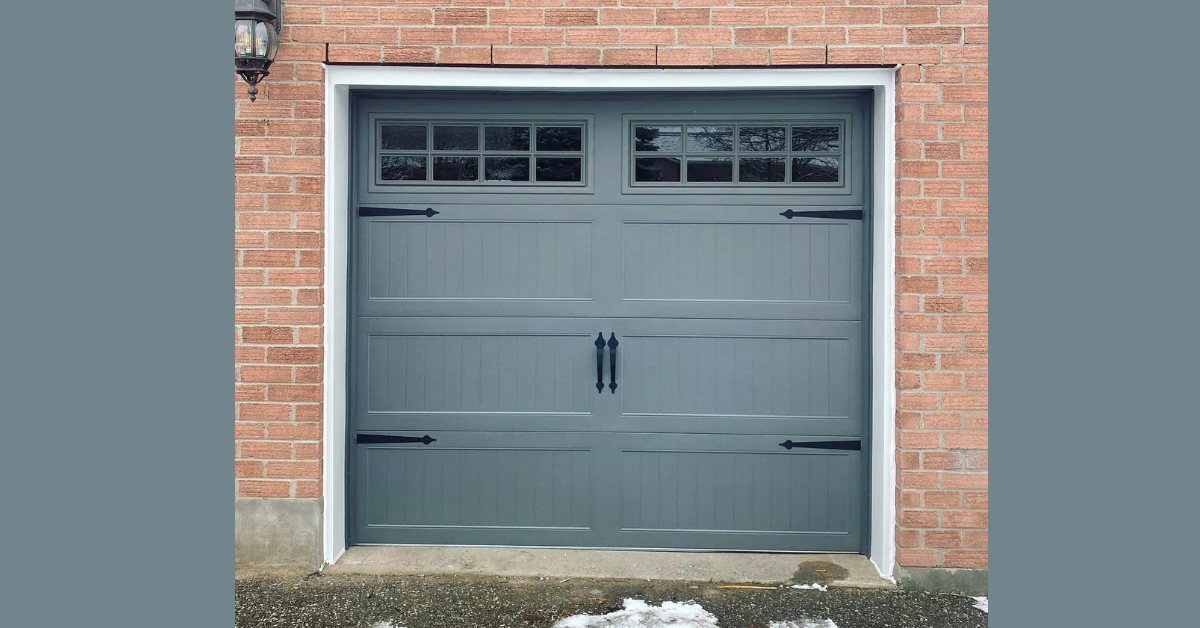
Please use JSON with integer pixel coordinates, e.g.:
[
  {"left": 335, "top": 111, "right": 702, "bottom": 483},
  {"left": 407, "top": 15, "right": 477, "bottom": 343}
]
[
  {"left": 378, "top": 122, "right": 586, "bottom": 186},
  {"left": 631, "top": 122, "right": 843, "bottom": 186}
]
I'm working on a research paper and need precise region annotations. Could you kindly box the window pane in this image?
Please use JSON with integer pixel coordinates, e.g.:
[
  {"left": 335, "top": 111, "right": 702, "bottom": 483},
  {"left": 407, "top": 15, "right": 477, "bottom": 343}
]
[
  {"left": 381, "top": 125, "right": 426, "bottom": 151},
  {"left": 739, "top": 158, "right": 786, "bottom": 183},
  {"left": 634, "top": 126, "right": 682, "bottom": 152},
  {"left": 686, "top": 158, "right": 733, "bottom": 183},
  {"left": 433, "top": 125, "right": 479, "bottom": 151},
  {"left": 738, "top": 126, "right": 786, "bottom": 152},
  {"left": 535, "top": 157, "right": 582, "bottom": 182},
  {"left": 381, "top": 155, "right": 426, "bottom": 181},
  {"left": 634, "top": 157, "right": 681, "bottom": 182},
  {"left": 484, "top": 126, "right": 530, "bottom": 152},
  {"left": 791, "top": 157, "right": 839, "bottom": 183},
  {"left": 484, "top": 156, "right": 530, "bottom": 182},
  {"left": 535, "top": 127, "right": 583, "bottom": 152},
  {"left": 686, "top": 126, "right": 734, "bottom": 152},
  {"left": 791, "top": 126, "right": 840, "bottom": 152},
  {"left": 433, "top": 156, "right": 479, "bottom": 181}
]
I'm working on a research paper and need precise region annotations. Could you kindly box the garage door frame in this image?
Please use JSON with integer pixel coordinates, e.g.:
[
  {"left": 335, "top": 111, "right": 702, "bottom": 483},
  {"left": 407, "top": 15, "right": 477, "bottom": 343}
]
[{"left": 321, "top": 66, "right": 898, "bottom": 577}]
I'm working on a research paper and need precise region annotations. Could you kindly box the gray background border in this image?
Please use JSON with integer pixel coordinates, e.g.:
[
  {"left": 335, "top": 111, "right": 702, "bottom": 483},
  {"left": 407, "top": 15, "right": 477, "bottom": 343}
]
[{"left": 1, "top": 1, "right": 1199, "bottom": 627}]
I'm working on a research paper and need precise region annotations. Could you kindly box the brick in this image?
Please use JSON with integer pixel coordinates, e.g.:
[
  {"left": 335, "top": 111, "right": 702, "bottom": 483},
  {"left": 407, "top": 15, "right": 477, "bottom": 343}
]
[
  {"left": 400, "top": 27, "right": 454, "bottom": 44},
  {"left": 267, "top": 384, "right": 323, "bottom": 402},
  {"left": 907, "top": 27, "right": 961, "bottom": 44},
  {"left": 434, "top": 9, "right": 488, "bottom": 25},
  {"left": 827, "top": 46, "right": 882, "bottom": 64},
  {"left": 345, "top": 27, "right": 400, "bottom": 44},
  {"left": 924, "top": 530, "right": 961, "bottom": 547},
  {"left": 770, "top": 47, "right": 826, "bottom": 65},
  {"left": 735, "top": 27, "right": 787, "bottom": 45},
  {"left": 382, "top": 46, "right": 436, "bottom": 63},
  {"left": 944, "top": 45, "right": 988, "bottom": 64},
  {"left": 267, "top": 422, "right": 322, "bottom": 441},
  {"left": 847, "top": 27, "right": 903, "bottom": 44},
  {"left": 238, "top": 480, "right": 290, "bottom": 498},
  {"left": 622, "top": 28, "right": 679, "bottom": 45},
  {"left": 712, "top": 9, "right": 765, "bottom": 25},
  {"left": 965, "top": 531, "right": 988, "bottom": 548},
  {"left": 792, "top": 27, "right": 846, "bottom": 44},
  {"left": 658, "top": 47, "right": 713, "bottom": 66},
  {"left": 567, "top": 29, "right": 620, "bottom": 45},
  {"left": 235, "top": 422, "right": 267, "bottom": 439},
  {"left": 945, "top": 430, "right": 988, "bottom": 448},
  {"left": 512, "top": 28, "right": 566, "bottom": 45},
  {"left": 603, "top": 48, "right": 657, "bottom": 65},
  {"left": 940, "top": 7, "right": 988, "bottom": 25},
  {"left": 897, "top": 549, "right": 937, "bottom": 567},
  {"left": 944, "top": 473, "right": 988, "bottom": 489},
  {"left": 825, "top": 8, "right": 881, "bottom": 25},
  {"left": 380, "top": 9, "right": 435, "bottom": 25},
  {"left": 678, "top": 28, "right": 732, "bottom": 45},
  {"left": 455, "top": 27, "right": 510, "bottom": 44},
  {"left": 240, "top": 441, "right": 292, "bottom": 460},
  {"left": 546, "top": 9, "right": 599, "bottom": 26},
  {"left": 554, "top": 47, "right": 609, "bottom": 64},
  {"left": 901, "top": 509, "right": 938, "bottom": 528},
  {"left": 599, "top": 9, "right": 655, "bottom": 25},
  {"left": 882, "top": 7, "right": 937, "bottom": 24},
  {"left": 267, "top": 347, "right": 323, "bottom": 365},
  {"left": 945, "top": 550, "right": 988, "bottom": 568},
  {"left": 714, "top": 48, "right": 768, "bottom": 65},
  {"left": 943, "top": 510, "right": 988, "bottom": 528},
  {"left": 438, "top": 46, "right": 492, "bottom": 64},
  {"left": 656, "top": 9, "right": 711, "bottom": 26},
  {"left": 765, "top": 8, "right": 822, "bottom": 25},
  {"left": 239, "top": 403, "right": 292, "bottom": 420},
  {"left": 266, "top": 460, "right": 321, "bottom": 479}
]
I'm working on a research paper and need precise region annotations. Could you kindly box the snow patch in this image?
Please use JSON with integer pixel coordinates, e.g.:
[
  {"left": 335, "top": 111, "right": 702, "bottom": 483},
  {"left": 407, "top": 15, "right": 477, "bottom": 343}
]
[
  {"left": 789, "top": 583, "right": 828, "bottom": 591},
  {"left": 553, "top": 599, "right": 720, "bottom": 628},
  {"left": 769, "top": 620, "right": 838, "bottom": 628},
  {"left": 370, "top": 622, "right": 404, "bottom": 628},
  {"left": 971, "top": 596, "right": 988, "bottom": 613}
]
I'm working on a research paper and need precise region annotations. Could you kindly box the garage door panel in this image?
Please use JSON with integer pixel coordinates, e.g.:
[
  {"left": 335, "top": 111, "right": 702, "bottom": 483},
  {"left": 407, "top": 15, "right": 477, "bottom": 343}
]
[
  {"left": 619, "top": 335, "right": 857, "bottom": 422},
  {"left": 363, "top": 332, "right": 595, "bottom": 415},
  {"left": 622, "top": 221, "right": 856, "bottom": 303},
  {"left": 365, "top": 220, "right": 594, "bottom": 301},
  {"left": 357, "top": 442, "right": 593, "bottom": 531}
]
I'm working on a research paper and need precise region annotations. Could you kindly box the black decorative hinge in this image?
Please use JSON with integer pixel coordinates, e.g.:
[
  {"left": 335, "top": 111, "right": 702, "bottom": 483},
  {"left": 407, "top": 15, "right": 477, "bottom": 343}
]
[
  {"left": 780, "top": 209, "right": 863, "bottom": 220},
  {"left": 357, "top": 434, "right": 437, "bottom": 445},
  {"left": 359, "top": 207, "right": 439, "bottom": 218},
  {"left": 779, "top": 439, "right": 861, "bottom": 451}
]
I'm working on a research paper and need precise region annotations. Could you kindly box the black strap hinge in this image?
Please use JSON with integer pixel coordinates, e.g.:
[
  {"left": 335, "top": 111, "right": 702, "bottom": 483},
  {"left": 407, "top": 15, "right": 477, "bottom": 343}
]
[
  {"left": 359, "top": 207, "right": 439, "bottom": 218},
  {"left": 780, "top": 209, "right": 863, "bottom": 220},
  {"left": 357, "top": 434, "right": 436, "bottom": 445},
  {"left": 779, "top": 439, "right": 861, "bottom": 451}
]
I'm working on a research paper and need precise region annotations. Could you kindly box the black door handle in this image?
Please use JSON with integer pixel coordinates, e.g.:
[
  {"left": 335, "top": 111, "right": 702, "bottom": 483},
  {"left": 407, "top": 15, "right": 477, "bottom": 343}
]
[
  {"left": 607, "top": 333, "right": 618, "bottom": 393},
  {"left": 595, "top": 333, "right": 606, "bottom": 394}
]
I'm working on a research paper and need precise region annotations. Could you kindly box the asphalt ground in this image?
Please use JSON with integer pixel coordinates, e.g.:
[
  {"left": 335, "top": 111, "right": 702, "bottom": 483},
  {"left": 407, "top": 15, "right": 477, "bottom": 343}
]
[{"left": 235, "top": 571, "right": 987, "bottom": 628}]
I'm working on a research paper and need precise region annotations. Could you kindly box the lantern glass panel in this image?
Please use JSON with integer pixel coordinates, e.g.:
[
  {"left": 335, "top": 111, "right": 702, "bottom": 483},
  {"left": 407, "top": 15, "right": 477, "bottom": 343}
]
[{"left": 235, "top": 20, "right": 254, "bottom": 57}]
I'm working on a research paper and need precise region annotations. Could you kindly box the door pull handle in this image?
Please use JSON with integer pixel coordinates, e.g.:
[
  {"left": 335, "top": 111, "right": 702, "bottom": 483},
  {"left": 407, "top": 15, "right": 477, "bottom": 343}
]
[
  {"left": 595, "top": 332, "right": 606, "bottom": 394},
  {"left": 607, "top": 333, "right": 618, "bottom": 393}
]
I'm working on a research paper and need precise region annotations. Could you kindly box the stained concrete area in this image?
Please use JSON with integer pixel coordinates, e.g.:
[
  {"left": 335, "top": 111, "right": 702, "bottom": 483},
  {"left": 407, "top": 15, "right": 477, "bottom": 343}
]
[
  {"left": 235, "top": 498, "right": 322, "bottom": 567},
  {"left": 326, "top": 546, "right": 893, "bottom": 589}
]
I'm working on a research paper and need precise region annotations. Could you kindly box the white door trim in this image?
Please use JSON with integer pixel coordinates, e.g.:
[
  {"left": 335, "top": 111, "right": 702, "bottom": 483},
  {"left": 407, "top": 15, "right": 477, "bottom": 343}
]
[{"left": 322, "top": 66, "right": 898, "bottom": 577}]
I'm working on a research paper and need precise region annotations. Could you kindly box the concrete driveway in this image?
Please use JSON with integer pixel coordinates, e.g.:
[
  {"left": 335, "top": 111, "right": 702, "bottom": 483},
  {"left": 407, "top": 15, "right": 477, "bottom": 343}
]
[{"left": 235, "top": 571, "right": 987, "bottom": 628}]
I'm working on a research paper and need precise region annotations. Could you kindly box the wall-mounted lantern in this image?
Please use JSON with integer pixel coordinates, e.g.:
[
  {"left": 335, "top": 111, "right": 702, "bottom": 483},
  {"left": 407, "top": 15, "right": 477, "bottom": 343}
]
[{"left": 234, "top": 0, "right": 282, "bottom": 102}]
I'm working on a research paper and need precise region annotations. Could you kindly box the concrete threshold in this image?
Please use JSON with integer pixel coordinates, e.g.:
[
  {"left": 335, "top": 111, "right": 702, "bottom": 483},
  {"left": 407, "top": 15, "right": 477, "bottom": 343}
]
[{"left": 326, "top": 546, "right": 894, "bottom": 589}]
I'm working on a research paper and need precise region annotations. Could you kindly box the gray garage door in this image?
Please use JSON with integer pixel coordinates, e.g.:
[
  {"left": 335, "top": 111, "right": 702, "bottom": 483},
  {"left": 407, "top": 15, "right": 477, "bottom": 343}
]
[{"left": 349, "top": 91, "right": 872, "bottom": 553}]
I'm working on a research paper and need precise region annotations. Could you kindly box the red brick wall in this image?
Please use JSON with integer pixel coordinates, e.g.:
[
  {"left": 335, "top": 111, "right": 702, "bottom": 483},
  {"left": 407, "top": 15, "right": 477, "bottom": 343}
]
[{"left": 234, "top": 0, "right": 989, "bottom": 570}]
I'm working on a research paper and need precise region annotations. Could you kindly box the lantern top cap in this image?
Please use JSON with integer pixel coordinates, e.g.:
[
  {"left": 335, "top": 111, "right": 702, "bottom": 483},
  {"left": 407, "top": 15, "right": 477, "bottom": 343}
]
[{"left": 235, "top": 0, "right": 278, "bottom": 23}]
